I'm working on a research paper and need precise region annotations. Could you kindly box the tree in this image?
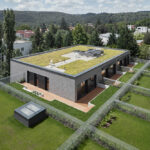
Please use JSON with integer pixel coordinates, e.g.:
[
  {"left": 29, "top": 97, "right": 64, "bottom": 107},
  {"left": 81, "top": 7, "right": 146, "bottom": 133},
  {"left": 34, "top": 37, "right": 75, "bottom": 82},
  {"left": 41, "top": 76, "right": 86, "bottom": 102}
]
[
  {"left": 49, "top": 24, "right": 57, "bottom": 34},
  {"left": 88, "top": 30, "right": 103, "bottom": 46},
  {"left": 60, "top": 17, "right": 68, "bottom": 30},
  {"left": 32, "top": 27, "right": 44, "bottom": 53},
  {"left": 139, "top": 44, "right": 150, "bottom": 59},
  {"left": 107, "top": 30, "right": 117, "bottom": 47},
  {"left": 117, "top": 27, "right": 139, "bottom": 56},
  {"left": 95, "top": 18, "right": 101, "bottom": 28},
  {"left": 144, "top": 33, "right": 150, "bottom": 45},
  {"left": 3, "top": 9, "right": 16, "bottom": 75},
  {"left": 16, "top": 24, "right": 31, "bottom": 30},
  {"left": 63, "top": 31, "right": 73, "bottom": 46},
  {"left": 44, "top": 31, "right": 55, "bottom": 49},
  {"left": 55, "top": 31, "right": 63, "bottom": 48},
  {"left": 73, "top": 24, "right": 88, "bottom": 45},
  {"left": 0, "top": 22, "right": 2, "bottom": 49}
]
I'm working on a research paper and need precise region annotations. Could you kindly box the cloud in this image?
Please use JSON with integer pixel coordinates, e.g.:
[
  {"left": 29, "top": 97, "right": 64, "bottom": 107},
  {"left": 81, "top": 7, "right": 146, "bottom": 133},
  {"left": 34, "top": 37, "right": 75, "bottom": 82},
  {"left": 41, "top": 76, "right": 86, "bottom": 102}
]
[{"left": 2, "top": 0, "right": 150, "bottom": 14}]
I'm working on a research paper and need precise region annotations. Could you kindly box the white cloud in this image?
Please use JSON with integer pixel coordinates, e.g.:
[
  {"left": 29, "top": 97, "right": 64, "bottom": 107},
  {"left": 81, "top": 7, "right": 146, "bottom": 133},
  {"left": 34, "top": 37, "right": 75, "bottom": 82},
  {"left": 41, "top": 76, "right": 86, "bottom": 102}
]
[{"left": 2, "top": 0, "right": 150, "bottom": 14}]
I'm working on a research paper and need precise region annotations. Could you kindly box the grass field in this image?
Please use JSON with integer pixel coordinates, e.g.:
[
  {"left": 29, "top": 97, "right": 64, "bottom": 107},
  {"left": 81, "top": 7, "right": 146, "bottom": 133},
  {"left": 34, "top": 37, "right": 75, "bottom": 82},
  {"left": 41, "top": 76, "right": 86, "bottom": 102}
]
[
  {"left": 20, "top": 45, "right": 123, "bottom": 75},
  {"left": 121, "top": 91, "right": 150, "bottom": 110},
  {"left": 10, "top": 83, "right": 118, "bottom": 121},
  {"left": 0, "top": 89, "right": 73, "bottom": 150},
  {"left": 98, "top": 110, "right": 150, "bottom": 150},
  {"left": 77, "top": 139, "right": 107, "bottom": 150},
  {"left": 134, "top": 63, "right": 144, "bottom": 69},
  {"left": 119, "top": 72, "right": 135, "bottom": 82},
  {"left": 134, "top": 75, "right": 150, "bottom": 89}
]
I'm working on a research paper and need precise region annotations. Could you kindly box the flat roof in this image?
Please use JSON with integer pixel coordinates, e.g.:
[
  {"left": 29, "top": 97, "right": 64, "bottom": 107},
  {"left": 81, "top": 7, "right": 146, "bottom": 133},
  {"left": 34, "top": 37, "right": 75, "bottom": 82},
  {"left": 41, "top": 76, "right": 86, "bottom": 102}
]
[
  {"left": 17, "top": 45, "right": 126, "bottom": 75},
  {"left": 15, "top": 102, "right": 46, "bottom": 119}
]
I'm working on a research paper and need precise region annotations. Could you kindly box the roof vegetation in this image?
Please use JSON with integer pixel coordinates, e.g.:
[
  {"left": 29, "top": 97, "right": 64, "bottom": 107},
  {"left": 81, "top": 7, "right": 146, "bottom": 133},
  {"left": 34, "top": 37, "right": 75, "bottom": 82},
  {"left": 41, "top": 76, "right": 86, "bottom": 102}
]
[{"left": 20, "top": 45, "right": 124, "bottom": 75}]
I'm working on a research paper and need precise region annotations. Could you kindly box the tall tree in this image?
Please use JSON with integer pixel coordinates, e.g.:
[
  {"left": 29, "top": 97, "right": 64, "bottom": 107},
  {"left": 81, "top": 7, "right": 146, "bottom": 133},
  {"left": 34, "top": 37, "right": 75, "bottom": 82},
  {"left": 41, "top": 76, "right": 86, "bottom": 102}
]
[
  {"left": 55, "top": 31, "right": 63, "bottom": 48},
  {"left": 49, "top": 24, "right": 57, "bottom": 34},
  {"left": 32, "top": 27, "right": 44, "bottom": 53},
  {"left": 3, "top": 9, "right": 16, "bottom": 75},
  {"left": 0, "top": 22, "right": 2, "bottom": 49},
  {"left": 144, "top": 33, "right": 150, "bottom": 45},
  {"left": 44, "top": 31, "right": 55, "bottom": 48},
  {"left": 89, "top": 30, "right": 103, "bottom": 46},
  {"left": 63, "top": 31, "right": 73, "bottom": 46},
  {"left": 117, "top": 27, "right": 139, "bottom": 56},
  {"left": 107, "top": 30, "right": 117, "bottom": 47},
  {"left": 60, "top": 17, "right": 68, "bottom": 30},
  {"left": 73, "top": 24, "right": 88, "bottom": 45}
]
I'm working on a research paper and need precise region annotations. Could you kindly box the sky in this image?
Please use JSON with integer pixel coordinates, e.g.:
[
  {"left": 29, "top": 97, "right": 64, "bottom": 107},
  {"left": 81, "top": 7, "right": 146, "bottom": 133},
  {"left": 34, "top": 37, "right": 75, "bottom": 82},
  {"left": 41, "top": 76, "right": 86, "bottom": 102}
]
[{"left": 0, "top": 0, "right": 150, "bottom": 14}]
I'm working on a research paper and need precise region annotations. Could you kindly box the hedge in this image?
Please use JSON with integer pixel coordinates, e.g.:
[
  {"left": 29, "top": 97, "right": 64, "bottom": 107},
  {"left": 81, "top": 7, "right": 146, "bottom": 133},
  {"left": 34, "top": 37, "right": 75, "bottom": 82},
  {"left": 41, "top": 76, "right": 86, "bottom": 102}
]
[
  {"left": 115, "top": 100, "right": 150, "bottom": 122},
  {"left": 89, "top": 126, "right": 138, "bottom": 150}
]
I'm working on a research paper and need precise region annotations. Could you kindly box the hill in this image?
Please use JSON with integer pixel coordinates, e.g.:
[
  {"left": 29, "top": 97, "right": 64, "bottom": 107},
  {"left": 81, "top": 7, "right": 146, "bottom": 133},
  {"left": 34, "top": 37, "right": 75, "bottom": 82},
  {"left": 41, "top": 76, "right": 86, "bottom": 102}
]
[{"left": 0, "top": 10, "right": 150, "bottom": 26}]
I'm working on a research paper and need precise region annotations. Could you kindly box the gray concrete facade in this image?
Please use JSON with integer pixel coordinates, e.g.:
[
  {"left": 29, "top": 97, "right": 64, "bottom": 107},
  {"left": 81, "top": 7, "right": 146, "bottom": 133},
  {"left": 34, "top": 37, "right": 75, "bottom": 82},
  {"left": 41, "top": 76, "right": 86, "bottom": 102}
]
[{"left": 11, "top": 46, "right": 130, "bottom": 102}]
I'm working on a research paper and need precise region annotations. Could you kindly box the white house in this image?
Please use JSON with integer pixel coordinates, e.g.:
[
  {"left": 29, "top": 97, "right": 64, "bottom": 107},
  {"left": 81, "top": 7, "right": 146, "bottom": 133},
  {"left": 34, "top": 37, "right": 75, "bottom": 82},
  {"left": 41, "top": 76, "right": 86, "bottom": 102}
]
[
  {"left": 99, "top": 33, "right": 119, "bottom": 45},
  {"left": 134, "top": 26, "right": 148, "bottom": 34},
  {"left": 14, "top": 40, "right": 32, "bottom": 56},
  {"left": 127, "top": 25, "right": 135, "bottom": 30}
]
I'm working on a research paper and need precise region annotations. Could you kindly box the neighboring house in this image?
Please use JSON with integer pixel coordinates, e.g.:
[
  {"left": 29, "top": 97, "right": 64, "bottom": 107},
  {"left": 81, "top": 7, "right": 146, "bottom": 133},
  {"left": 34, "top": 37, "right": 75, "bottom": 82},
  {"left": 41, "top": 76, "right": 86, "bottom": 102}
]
[
  {"left": 99, "top": 33, "right": 119, "bottom": 45},
  {"left": 134, "top": 26, "right": 149, "bottom": 34},
  {"left": 16, "top": 30, "right": 34, "bottom": 40},
  {"left": 11, "top": 45, "right": 130, "bottom": 102},
  {"left": 14, "top": 40, "right": 32, "bottom": 56},
  {"left": 87, "top": 23, "right": 94, "bottom": 28},
  {"left": 127, "top": 25, "right": 135, "bottom": 30},
  {"left": 69, "top": 26, "right": 75, "bottom": 31}
]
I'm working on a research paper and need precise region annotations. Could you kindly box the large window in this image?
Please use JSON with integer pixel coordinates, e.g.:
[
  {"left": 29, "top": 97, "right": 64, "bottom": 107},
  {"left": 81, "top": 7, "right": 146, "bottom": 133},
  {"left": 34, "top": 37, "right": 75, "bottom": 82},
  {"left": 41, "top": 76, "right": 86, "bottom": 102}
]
[{"left": 27, "top": 71, "right": 49, "bottom": 90}]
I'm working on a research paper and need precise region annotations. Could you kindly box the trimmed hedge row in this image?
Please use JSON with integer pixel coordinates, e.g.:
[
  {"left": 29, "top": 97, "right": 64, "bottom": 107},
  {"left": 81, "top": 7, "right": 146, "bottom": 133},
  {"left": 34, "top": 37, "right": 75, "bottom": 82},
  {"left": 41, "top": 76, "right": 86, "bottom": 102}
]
[
  {"left": 89, "top": 126, "right": 138, "bottom": 150},
  {"left": 115, "top": 100, "right": 150, "bottom": 122},
  {"left": 0, "top": 81, "right": 83, "bottom": 130},
  {"left": 57, "top": 124, "right": 90, "bottom": 150}
]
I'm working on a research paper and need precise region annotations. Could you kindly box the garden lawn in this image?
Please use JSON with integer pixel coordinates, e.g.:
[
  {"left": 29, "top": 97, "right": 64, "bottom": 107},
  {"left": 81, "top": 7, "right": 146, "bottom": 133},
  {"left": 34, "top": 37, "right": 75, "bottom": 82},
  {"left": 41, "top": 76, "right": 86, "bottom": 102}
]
[
  {"left": 77, "top": 139, "right": 107, "bottom": 150},
  {"left": 134, "top": 63, "right": 144, "bottom": 69},
  {"left": 10, "top": 83, "right": 118, "bottom": 121},
  {"left": 119, "top": 72, "right": 135, "bottom": 82},
  {"left": 121, "top": 92, "right": 150, "bottom": 110},
  {"left": 98, "top": 110, "right": 150, "bottom": 150},
  {"left": 0, "top": 89, "right": 73, "bottom": 150},
  {"left": 134, "top": 75, "right": 150, "bottom": 89}
]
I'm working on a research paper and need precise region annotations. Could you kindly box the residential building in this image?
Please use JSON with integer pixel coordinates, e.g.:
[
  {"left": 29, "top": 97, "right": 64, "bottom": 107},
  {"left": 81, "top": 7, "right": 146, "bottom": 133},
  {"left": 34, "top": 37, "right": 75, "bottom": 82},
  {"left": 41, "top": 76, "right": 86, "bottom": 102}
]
[
  {"left": 127, "top": 25, "right": 135, "bottom": 30},
  {"left": 134, "top": 26, "right": 149, "bottom": 34},
  {"left": 99, "top": 33, "right": 119, "bottom": 45},
  {"left": 11, "top": 45, "right": 130, "bottom": 102},
  {"left": 14, "top": 40, "right": 32, "bottom": 56},
  {"left": 16, "top": 30, "right": 34, "bottom": 40}
]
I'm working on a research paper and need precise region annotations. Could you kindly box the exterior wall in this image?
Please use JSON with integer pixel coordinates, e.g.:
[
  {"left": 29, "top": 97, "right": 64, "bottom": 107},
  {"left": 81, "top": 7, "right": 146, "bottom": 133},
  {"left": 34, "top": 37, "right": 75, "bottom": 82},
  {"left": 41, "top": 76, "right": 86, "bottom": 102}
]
[
  {"left": 14, "top": 41, "right": 32, "bottom": 56},
  {"left": 10, "top": 61, "right": 76, "bottom": 101}
]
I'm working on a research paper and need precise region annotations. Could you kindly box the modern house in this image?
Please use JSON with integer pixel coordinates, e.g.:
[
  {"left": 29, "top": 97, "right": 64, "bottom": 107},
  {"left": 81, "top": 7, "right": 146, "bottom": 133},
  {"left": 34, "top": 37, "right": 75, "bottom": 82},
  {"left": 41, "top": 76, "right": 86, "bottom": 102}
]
[
  {"left": 99, "top": 33, "right": 119, "bottom": 45},
  {"left": 14, "top": 40, "right": 32, "bottom": 56},
  {"left": 134, "top": 26, "right": 149, "bottom": 34},
  {"left": 11, "top": 45, "right": 130, "bottom": 102}
]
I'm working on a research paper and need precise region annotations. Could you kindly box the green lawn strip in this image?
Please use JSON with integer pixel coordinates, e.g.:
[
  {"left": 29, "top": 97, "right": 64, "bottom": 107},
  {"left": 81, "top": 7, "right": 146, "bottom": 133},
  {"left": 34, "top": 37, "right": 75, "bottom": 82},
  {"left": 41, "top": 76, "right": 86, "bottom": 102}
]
[
  {"left": 121, "top": 91, "right": 150, "bottom": 110},
  {"left": 134, "top": 63, "right": 144, "bottom": 69},
  {"left": 77, "top": 139, "right": 107, "bottom": 150},
  {"left": 98, "top": 109, "right": 150, "bottom": 150},
  {"left": 134, "top": 75, "right": 150, "bottom": 89},
  {"left": 119, "top": 72, "right": 135, "bottom": 82},
  {"left": 0, "top": 89, "right": 73, "bottom": 150},
  {"left": 10, "top": 83, "right": 118, "bottom": 121}
]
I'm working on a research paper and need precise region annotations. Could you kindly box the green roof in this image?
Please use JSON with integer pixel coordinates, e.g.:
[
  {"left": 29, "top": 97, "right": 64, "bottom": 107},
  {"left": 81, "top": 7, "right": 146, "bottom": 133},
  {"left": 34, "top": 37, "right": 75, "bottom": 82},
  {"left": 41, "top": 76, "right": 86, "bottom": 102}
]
[{"left": 20, "top": 45, "right": 124, "bottom": 75}]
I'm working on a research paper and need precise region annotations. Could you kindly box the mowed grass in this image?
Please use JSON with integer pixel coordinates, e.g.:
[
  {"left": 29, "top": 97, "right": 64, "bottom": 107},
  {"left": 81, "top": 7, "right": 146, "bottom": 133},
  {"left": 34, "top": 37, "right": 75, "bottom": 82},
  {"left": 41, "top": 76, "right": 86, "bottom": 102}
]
[
  {"left": 119, "top": 72, "right": 135, "bottom": 82},
  {"left": 134, "top": 75, "right": 150, "bottom": 89},
  {"left": 98, "top": 110, "right": 150, "bottom": 150},
  {"left": 0, "top": 89, "right": 73, "bottom": 150},
  {"left": 10, "top": 83, "right": 118, "bottom": 121},
  {"left": 20, "top": 45, "right": 123, "bottom": 75},
  {"left": 77, "top": 139, "right": 107, "bottom": 150},
  {"left": 134, "top": 63, "right": 144, "bottom": 69},
  {"left": 121, "top": 92, "right": 150, "bottom": 110}
]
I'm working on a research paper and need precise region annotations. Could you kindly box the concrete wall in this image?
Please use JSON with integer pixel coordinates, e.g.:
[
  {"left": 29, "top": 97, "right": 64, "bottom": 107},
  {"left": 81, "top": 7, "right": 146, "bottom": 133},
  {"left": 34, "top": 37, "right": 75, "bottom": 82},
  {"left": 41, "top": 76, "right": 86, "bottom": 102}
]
[{"left": 10, "top": 61, "right": 76, "bottom": 101}]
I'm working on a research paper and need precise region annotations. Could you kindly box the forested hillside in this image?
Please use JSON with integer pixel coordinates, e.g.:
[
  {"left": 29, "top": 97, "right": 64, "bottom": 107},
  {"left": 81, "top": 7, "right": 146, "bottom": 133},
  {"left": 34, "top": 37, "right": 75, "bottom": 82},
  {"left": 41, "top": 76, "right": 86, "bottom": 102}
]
[{"left": 0, "top": 10, "right": 150, "bottom": 26}]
